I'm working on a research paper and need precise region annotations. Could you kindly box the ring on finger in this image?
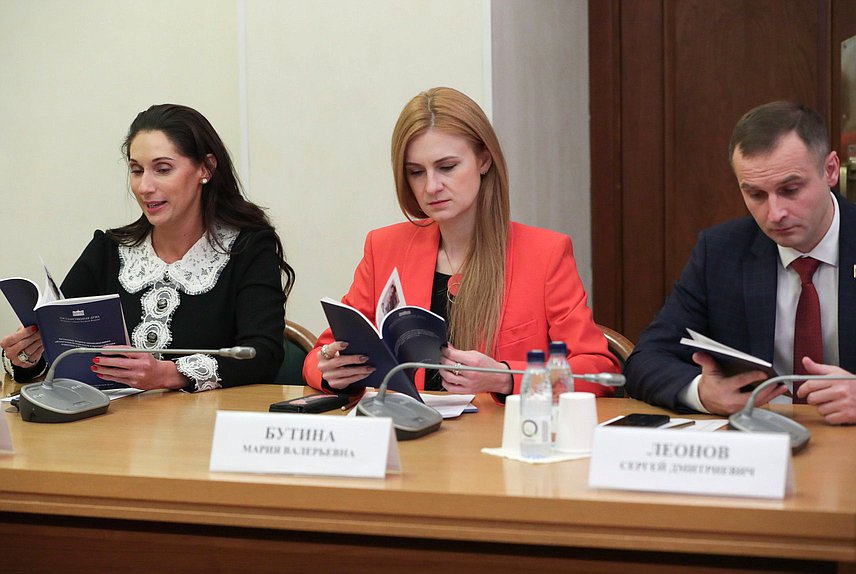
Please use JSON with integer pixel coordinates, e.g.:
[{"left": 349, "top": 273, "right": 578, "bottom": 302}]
[
  {"left": 452, "top": 362, "right": 463, "bottom": 376},
  {"left": 17, "top": 351, "right": 34, "bottom": 365},
  {"left": 320, "top": 344, "right": 333, "bottom": 361}
]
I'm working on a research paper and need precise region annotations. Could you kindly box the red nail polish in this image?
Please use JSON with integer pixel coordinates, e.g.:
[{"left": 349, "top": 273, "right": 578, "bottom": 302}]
[
  {"left": 31, "top": 326, "right": 39, "bottom": 333},
  {"left": 93, "top": 357, "right": 100, "bottom": 364},
  {"left": 90, "top": 365, "right": 97, "bottom": 371}
]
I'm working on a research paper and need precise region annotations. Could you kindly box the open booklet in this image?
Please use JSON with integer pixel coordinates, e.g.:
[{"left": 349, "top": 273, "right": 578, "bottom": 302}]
[
  {"left": 0, "top": 261, "right": 129, "bottom": 389},
  {"left": 680, "top": 328, "right": 777, "bottom": 379},
  {"left": 320, "top": 268, "right": 447, "bottom": 401}
]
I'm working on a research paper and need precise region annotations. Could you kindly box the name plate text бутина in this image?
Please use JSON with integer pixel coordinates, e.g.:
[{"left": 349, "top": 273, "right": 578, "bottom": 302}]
[{"left": 209, "top": 411, "right": 400, "bottom": 478}]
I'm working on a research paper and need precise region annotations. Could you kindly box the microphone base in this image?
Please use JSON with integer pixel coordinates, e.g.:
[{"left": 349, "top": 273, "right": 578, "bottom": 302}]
[
  {"left": 19, "top": 379, "right": 110, "bottom": 423},
  {"left": 355, "top": 393, "right": 442, "bottom": 440},
  {"left": 729, "top": 408, "right": 811, "bottom": 452}
]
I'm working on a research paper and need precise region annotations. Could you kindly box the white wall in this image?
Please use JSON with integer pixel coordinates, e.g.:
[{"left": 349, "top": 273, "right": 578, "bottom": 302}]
[
  {"left": 0, "top": 0, "right": 590, "bottom": 343},
  {"left": 0, "top": 0, "right": 488, "bottom": 339},
  {"left": 0, "top": 0, "right": 241, "bottom": 336},
  {"left": 491, "top": 0, "right": 592, "bottom": 294},
  {"left": 243, "top": 0, "right": 487, "bottom": 335}
]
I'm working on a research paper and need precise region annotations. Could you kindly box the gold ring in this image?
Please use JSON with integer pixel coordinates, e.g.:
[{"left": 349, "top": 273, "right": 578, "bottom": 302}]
[{"left": 320, "top": 344, "right": 333, "bottom": 361}]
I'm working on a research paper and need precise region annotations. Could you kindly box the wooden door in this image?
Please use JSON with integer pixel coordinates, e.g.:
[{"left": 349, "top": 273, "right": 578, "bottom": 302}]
[{"left": 591, "top": 0, "right": 856, "bottom": 342}]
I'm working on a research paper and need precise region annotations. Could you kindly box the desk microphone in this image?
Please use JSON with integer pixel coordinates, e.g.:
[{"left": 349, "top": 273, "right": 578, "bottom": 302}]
[
  {"left": 19, "top": 346, "right": 256, "bottom": 423},
  {"left": 356, "top": 361, "right": 625, "bottom": 440},
  {"left": 728, "top": 373, "right": 856, "bottom": 451}
]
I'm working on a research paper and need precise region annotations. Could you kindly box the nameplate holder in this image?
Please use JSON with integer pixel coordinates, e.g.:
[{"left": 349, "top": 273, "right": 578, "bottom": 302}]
[
  {"left": 588, "top": 427, "right": 792, "bottom": 499},
  {"left": 0, "top": 410, "right": 12, "bottom": 453},
  {"left": 209, "top": 411, "right": 400, "bottom": 478}
]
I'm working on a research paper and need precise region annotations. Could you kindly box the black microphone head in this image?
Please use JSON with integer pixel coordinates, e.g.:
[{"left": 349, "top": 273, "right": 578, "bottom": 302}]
[{"left": 355, "top": 393, "right": 442, "bottom": 440}]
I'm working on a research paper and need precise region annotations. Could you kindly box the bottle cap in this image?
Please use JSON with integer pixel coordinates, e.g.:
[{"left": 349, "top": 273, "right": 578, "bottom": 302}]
[
  {"left": 548, "top": 341, "right": 567, "bottom": 355},
  {"left": 527, "top": 350, "right": 545, "bottom": 363}
]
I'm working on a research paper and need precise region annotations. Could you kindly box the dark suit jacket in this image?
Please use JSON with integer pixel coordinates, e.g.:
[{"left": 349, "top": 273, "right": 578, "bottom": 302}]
[{"left": 624, "top": 193, "right": 856, "bottom": 412}]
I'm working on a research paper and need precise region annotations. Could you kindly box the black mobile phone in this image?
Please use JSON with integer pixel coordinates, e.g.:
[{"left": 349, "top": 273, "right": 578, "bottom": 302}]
[
  {"left": 269, "top": 393, "right": 352, "bottom": 414},
  {"left": 605, "top": 413, "right": 670, "bottom": 427}
]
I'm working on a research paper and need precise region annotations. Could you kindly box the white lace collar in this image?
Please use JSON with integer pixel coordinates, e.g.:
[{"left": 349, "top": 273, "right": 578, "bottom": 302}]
[{"left": 118, "top": 223, "right": 240, "bottom": 295}]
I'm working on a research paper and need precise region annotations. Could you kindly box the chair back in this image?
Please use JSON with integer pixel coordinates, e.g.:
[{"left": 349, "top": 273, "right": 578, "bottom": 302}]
[
  {"left": 597, "top": 323, "right": 635, "bottom": 397},
  {"left": 273, "top": 320, "right": 317, "bottom": 385}
]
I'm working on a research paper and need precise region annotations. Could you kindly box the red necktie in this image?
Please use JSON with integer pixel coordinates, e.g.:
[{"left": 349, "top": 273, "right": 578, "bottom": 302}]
[{"left": 791, "top": 257, "right": 822, "bottom": 403}]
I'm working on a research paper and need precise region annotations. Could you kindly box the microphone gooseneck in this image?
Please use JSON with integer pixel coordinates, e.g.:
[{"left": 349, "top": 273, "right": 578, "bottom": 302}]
[
  {"left": 42, "top": 346, "right": 257, "bottom": 389},
  {"left": 358, "top": 361, "right": 624, "bottom": 440},
  {"left": 737, "top": 373, "right": 856, "bottom": 418},
  {"left": 20, "top": 345, "right": 257, "bottom": 423},
  {"left": 375, "top": 361, "right": 625, "bottom": 404},
  {"left": 728, "top": 372, "right": 856, "bottom": 452}
]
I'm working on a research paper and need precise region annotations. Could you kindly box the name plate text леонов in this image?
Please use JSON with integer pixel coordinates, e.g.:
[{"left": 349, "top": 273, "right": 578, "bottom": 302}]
[{"left": 588, "top": 426, "right": 791, "bottom": 499}]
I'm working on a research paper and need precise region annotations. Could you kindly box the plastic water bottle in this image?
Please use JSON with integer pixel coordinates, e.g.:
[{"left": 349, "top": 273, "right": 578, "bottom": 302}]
[
  {"left": 547, "top": 341, "right": 573, "bottom": 438},
  {"left": 520, "top": 350, "right": 552, "bottom": 459}
]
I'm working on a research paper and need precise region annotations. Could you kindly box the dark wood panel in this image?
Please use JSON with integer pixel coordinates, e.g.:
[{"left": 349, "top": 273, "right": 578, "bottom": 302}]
[
  {"left": 589, "top": 0, "right": 622, "bottom": 331},
  {"left": 590, "top": 0, "right": 849, "bottom": 343},
  {"left": 619, "top": 0, "right": 666, "bottom": 340},
  {"left": 0, "top": 516, "right": 839, "bottom": 574},
  {"left": 665, "top": 0, "right": 827, "bottom": 286},
  {"left": 832, "top": 0, "right": 856, "bottom": 160}
]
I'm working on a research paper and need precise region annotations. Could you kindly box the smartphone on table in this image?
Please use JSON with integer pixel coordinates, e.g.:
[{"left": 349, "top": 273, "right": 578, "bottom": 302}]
[
  {"left": 269, "top": 393, "right": 353, "bottom": 414},
  {"left": 605, "top": 413, "right": 670, "bottom": 428}
]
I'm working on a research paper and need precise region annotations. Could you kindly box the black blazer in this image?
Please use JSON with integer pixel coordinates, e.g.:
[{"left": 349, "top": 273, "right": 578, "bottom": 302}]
[{"left": 624, "top": 193, "right": 856, "bottom": 412}]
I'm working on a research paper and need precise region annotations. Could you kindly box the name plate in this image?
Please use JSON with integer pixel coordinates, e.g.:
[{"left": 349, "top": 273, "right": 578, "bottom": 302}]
[
  {"left": 0, "top": 410, "right": 12, "bottom": 453},
  {"left": 588, "top": 427, "right": 791, "bottom": 499},
  {"left": 209, "top": 411, "right": 400, "bottom": 478}
]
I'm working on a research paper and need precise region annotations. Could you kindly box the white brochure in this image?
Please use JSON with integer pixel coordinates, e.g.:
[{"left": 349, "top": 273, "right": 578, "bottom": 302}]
[
  {"left": 0, "top": 411, "right": 12, "bottom": 453},
  {"left": 588, "top": 426, "right": 792, "bottom": 499},
  {"left": 376, "top": 267, "right": 405, "bottom": 326},
  {"left": 209, "top": 411, "right": 400, "bottom": 478}
]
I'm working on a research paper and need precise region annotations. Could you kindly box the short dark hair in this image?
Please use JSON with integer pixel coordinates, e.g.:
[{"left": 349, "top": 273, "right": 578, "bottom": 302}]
[{"left": 728, "top": 101, "right": 829, "bottom": 169}]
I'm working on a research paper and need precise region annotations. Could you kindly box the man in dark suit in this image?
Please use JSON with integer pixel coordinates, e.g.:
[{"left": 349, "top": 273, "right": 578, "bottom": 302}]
[{"left": 625, "top": 101, "right": 856, "bottom": 425}]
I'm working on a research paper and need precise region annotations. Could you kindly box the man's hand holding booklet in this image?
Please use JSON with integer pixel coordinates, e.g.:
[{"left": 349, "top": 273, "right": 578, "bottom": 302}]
[{"left": 680, "top": 329, "right": 777, "bottom": 381}]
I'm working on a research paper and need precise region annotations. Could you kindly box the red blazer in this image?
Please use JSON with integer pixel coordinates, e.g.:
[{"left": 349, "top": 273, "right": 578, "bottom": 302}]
[{"left": 303, "top": 221, "right": 619, "bottom": 397}]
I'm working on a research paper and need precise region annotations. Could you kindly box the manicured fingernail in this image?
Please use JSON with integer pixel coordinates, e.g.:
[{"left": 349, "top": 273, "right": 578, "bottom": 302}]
[
  {"left": 359, "top": 355, "right": 369, "bottom": 363},
  {"left": 31, "top": 326, "right": 38, "bottom": 333},
  {"left": 340, "top": 342, "right": 349, "bottom": 349},
  {"left": 90, "top": 366, "right": 97, "bottom": 372},
  {"left": 93, "top": 357, "right": 100, "bottom": 364}
]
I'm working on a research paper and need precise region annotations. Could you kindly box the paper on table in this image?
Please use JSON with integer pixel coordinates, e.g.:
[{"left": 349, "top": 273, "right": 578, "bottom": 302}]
[
  {"left": 348, "top": 391, "right": 477, "bottom": 419},
  {"left": 481, "top": 447, "right": 589, "bottom": 464},
  {"left": 421, "top": 392, "right": 478, "bottom": 417},
  {"left": 102, "top": 388, "right": 146, "bottom": 400},
  {"left": 680, "top": 419, "right": 729, "bottom": 431}
]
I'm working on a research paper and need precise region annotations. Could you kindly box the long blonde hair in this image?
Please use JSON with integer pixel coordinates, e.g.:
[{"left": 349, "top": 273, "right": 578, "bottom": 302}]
[{"left": 391, "top": 87, "right": 510, "bottom": 354}]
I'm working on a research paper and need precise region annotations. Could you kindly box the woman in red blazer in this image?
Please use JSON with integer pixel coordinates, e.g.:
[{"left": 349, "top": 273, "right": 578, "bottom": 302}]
[{"left": 303, "top": 87, "right": 618, "bottom": 399}]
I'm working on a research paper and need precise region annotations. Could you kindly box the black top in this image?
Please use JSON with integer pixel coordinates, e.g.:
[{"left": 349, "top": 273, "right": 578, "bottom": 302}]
[
  {"left": 425, "top": 271, "right": 452, "bottom": 391},
  {"left": 15, "top": 228, "right": 286, "bottom": 389}
]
